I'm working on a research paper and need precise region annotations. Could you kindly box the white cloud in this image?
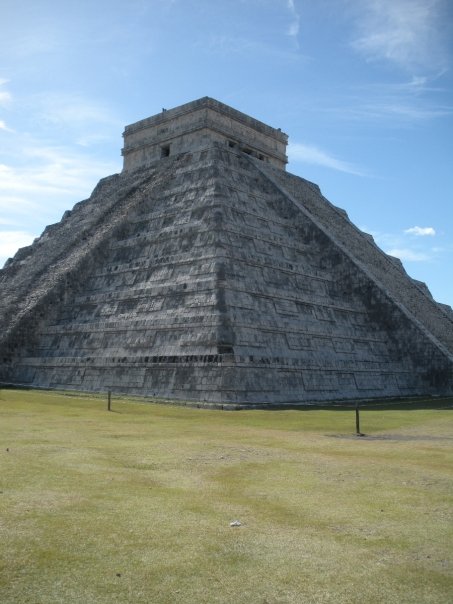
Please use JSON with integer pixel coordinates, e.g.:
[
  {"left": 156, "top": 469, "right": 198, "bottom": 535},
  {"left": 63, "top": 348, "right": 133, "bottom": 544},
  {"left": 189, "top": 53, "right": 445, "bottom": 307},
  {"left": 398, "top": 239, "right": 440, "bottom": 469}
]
[
  {"left": 404, "top": 226, "right": 436, "bottom": 236},
  {"left": 287, "top": 0, "right": 300, "bottom": 38},
  {"left": 391, "top": 104, "right": 449, "bottom": 120},
  {"left": 350, "top": 0, "right": 448, "bottom": 71},
  {"left": 0, "top": 77, "right": 12, "bottom": 106},
  {"left": 0, "top": 160, "right": 78, "bottom": 196},
  {"left": 363, "top": 227, "right": 437, "bottom": 263},
  {"left": 0, "top": 140, "right": 121, "bottom": 238},
  {"left": 0, "top": 91, "right": 122, "bottom": 242},
  {"left": 0, "top": 143, "right": 120, "bottom": 265},
  {"left": 316, "top": 71, "right": 453, "bottom": 124},
  {"left": 0, "top": 120, "right": 13, "bottom": 131},
  {"left": 24, "top": 95, "right": 122, "bottom": 154},
  {"left": 0, "top": 230, "right": 36, "bottom": 262},
  {"left": 362, "top": 228, "right": 405, "bottom": 250},
  {"left": 386, "top": 247, "right": 430, "bottom": 261},
  {"left": 361, "top": 100, "right": 451, "bottom": 120},
  {"left": 0, "top": 146, "right": 119, "bottom": 198},
  {"left": 20, "top": 92, "right": 124, "bottom": 152},
  {"left": 0, "top": 90, "right": 12, "bottom": 107},
  {"left": 396, "top": 75, "right": 445, "bottom": 94},
  {"left": 0, "top": 217, "right": 20, "bottom": 226},
  {"left": 0, "top": 81, "right": 13, "bottom": 136},
  {"left": 0, "top": 193, "right": 41, "bottom": 215},
  {"left": 288, "top": 142, "right": 364, "bottom": 175}
]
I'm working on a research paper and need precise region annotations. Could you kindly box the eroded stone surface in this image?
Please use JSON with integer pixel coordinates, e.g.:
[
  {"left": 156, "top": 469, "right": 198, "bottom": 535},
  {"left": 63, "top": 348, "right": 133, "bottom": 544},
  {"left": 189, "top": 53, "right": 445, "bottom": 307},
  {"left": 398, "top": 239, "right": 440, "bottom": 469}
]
[
  {"left": 0, "top": 99, "right": 452, "bottom": 405},
  {"left": 122, "top": 97, "right": 288, "bottom": 171}
]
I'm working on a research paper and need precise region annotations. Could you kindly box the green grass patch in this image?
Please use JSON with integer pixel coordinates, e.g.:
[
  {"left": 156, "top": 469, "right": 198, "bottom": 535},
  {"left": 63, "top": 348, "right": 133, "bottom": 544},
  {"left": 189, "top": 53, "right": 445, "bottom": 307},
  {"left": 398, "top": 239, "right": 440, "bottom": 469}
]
[{"left": 1, "top": 389, "right": 452, "bottom": 603}]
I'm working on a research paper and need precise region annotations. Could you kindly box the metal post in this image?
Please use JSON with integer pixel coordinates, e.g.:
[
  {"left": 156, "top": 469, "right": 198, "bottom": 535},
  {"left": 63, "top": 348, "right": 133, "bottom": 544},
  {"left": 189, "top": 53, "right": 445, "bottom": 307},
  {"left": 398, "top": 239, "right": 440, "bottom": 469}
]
[
  {"left": 107, "top": 390, "right": 111, "bottom": 411},
  {"left": 355, "top": 401, "right": 364, "bottom": 436}
]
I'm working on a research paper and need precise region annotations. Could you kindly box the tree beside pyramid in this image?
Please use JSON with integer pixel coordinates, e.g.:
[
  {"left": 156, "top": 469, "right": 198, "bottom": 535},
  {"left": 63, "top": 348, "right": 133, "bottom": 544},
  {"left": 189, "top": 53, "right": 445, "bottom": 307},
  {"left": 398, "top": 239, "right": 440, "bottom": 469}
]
[{"left": 1, "top": 98, "right": 452, "bottom": 405}]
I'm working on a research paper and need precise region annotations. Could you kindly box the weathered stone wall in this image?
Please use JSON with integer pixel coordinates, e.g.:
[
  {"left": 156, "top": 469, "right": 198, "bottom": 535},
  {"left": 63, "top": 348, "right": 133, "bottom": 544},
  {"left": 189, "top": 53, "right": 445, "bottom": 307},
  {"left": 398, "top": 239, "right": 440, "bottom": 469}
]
[
  {"left": 122, "top": 97, "right": 288, "bottom": 171},
  {"left": 1, "top": 142, "right": 451, "bottom": 404},
  {"left": 0, "top": 157, "right": 194, "bottom": 378},
  {"left": 257, "top": 160, "right": 453, "bottom": 357}
]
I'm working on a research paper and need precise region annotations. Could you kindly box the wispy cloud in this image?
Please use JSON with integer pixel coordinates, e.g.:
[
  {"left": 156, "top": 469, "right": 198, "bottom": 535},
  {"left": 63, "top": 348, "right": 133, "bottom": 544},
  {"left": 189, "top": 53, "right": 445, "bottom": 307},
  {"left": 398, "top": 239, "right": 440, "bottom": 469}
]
[
  {"left": 361, "top": 228, "right": 399, "bottom": 249},
  {"left": 405, "top": 226, "right": 436, "bottom": 236},
  {"left": 363, "top": 226, "right": 440, "bottom": 263},
  {"left": 201, "top": 32, "right": 302, "bottom": 63},
  {"left": 385, "top": 247, "right": 430, "bottom": 261},
  {"left": 0, "top": 120, "right": 13, "bottom": 132},
  {"left": 0, "top": 141, "right": 120, "bottom": 266},
  {"left": 0, "top": 230, "right": 36, "bottom": 263},
  {"left": 317, "top": 79, "right": 453, "bottom": 124},
  {"left": 0, "top": 163, "right": 69, "bottom": 196},
  {"left": 0, "top": 89, "right": 122, "bottom": 242},
  {"left": 0, "top": 91, "right": 12, "bottom": 106},
  {"left": 0, "top": 137, "right": 121, "bottom": 245},
  {"left": 0, "top": 79, "right": 12, "bottom": 107},
  {"left": 0, "top": 217, "right": 21, "bottom": 226},
  {"left": 350, "top": 0, "right": 449, "bottom": 72},
  {"left": 33, "top": 92, "right": 122, "bottom": 130},
  {"left": 396, "top": 75, "right": 445, "bottom": 94},
  {"left": 0, "top": 145, "right": 119, "bottom": 198},
  {"left": 0, "top": 80, "right": 14, "bottom": 136},
  {"left": 287, "top": 0, "right": 300, "bottom": 40},
  {"left": 28, "top": 93, "right": 123, "bottom": 150},
  {"left": 359, "top": 100, "right": 452, "bottom": 120},
  {"left": 288, "top": 142, "right": 364, "bottom": 175}
]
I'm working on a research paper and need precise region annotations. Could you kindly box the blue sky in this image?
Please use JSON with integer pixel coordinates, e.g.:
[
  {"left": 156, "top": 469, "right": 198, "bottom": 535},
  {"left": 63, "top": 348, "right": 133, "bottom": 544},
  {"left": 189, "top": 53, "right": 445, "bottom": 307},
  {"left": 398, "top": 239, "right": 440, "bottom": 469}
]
[{"left": 1, "top": 0, "right": 452, "bottom": 306}]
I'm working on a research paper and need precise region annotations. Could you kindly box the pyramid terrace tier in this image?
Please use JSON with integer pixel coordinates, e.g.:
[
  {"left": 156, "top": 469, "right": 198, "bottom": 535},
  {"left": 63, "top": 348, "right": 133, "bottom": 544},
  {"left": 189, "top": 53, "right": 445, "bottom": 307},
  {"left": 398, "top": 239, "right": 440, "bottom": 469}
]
[
  {"left": 1, "top": 142, "right": 452, "bottom": 404},
  {"left": 7, "top": 355, "right": 433, "bottom": 405}
]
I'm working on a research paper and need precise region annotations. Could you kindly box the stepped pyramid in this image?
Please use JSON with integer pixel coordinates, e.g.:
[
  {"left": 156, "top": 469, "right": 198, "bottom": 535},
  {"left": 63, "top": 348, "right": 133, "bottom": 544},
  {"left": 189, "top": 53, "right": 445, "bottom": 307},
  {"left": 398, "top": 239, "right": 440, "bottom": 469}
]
[{"left": 1, "top": 97, "right": 452, "bottom": 406}]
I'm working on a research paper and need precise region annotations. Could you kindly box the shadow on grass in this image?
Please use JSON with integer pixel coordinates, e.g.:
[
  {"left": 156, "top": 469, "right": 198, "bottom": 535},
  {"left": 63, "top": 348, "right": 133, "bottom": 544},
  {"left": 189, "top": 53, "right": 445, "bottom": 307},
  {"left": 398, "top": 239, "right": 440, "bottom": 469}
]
[
  {"left": 329, "top": 433, "right": 453, "bottom": 441},
  {"left": 1, "top": 384, "right": 452, "bottom": 412},
  {"left": 243, "top": 397, "right": 453, "bottom": 412}
]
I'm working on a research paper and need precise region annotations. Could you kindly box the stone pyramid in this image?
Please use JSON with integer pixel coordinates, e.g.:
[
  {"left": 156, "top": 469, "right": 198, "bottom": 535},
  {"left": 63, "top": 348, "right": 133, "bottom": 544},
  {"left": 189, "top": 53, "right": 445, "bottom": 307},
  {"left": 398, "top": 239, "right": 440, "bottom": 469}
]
[{"left": 1, "top": 97, "right": 452, "bottom": 406}]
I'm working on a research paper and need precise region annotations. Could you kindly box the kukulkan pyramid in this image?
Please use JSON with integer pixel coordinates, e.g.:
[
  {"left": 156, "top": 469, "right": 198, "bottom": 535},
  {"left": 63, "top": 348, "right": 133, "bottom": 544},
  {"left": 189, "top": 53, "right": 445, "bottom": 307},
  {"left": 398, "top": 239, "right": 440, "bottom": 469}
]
[{"left": 1, "top": 97, "right": 452, "bottom": 406}]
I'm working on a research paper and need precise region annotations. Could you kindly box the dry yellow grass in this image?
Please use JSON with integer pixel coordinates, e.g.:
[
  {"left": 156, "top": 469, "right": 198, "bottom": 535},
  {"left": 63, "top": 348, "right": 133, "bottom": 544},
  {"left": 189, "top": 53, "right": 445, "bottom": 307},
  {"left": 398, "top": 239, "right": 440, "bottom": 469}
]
[{"left": 1, "top": 389, "right": 452, "bottom": 603}]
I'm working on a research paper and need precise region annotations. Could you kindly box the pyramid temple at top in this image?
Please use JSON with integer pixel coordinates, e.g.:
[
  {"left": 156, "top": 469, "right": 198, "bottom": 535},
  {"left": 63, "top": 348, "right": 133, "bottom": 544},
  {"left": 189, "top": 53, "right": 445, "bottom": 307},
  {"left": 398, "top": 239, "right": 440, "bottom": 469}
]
[{"left": 1, "top": 97, "right": 452, "bottom": 406}]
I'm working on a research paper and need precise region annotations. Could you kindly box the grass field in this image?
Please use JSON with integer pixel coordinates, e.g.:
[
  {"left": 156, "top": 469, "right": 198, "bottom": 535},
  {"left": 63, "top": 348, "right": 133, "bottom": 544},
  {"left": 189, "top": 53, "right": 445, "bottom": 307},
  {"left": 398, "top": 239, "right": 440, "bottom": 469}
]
[{"left": 1, "top": 389, "right": 452, "bottom": 604}]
